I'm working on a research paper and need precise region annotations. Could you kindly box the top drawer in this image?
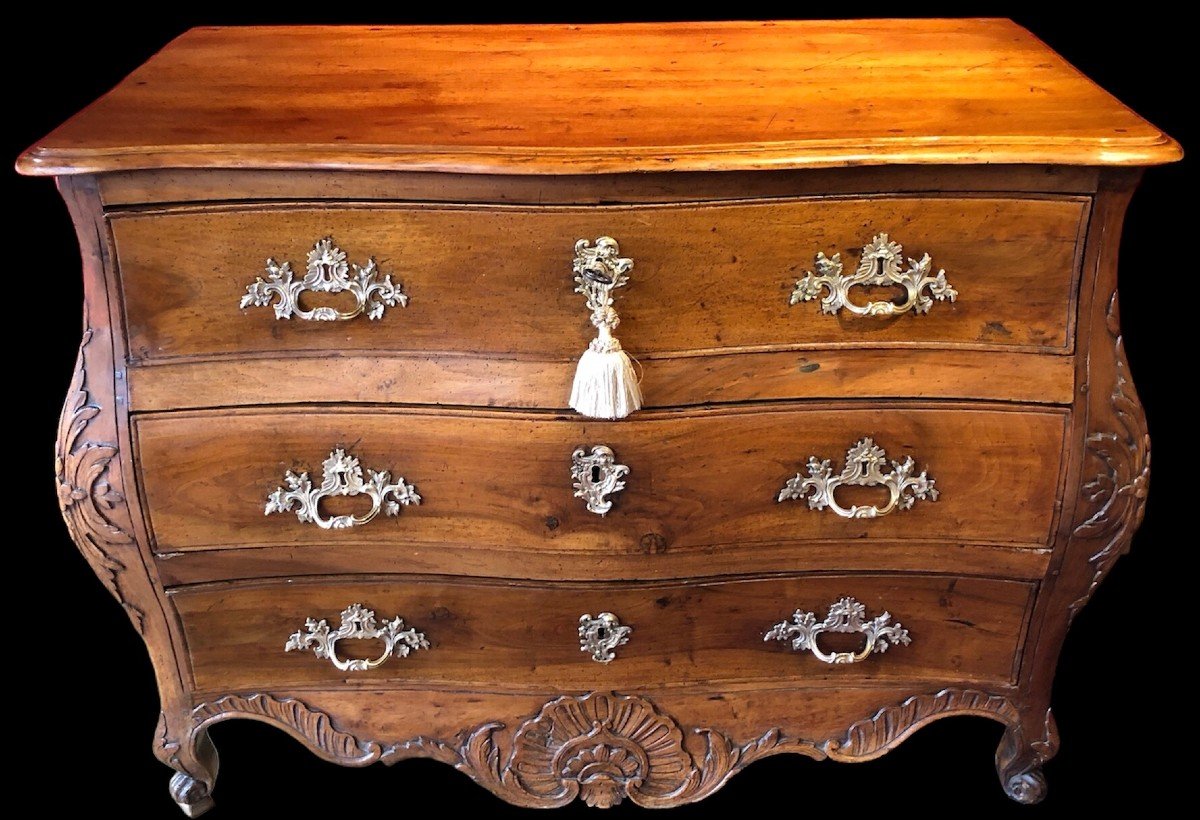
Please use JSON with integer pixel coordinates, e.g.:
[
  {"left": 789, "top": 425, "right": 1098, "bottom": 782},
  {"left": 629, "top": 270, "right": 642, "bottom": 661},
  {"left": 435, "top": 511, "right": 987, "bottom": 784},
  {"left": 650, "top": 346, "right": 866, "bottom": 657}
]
[{"left": 112, "top": 197, "right": 1086, "bottom": 364}]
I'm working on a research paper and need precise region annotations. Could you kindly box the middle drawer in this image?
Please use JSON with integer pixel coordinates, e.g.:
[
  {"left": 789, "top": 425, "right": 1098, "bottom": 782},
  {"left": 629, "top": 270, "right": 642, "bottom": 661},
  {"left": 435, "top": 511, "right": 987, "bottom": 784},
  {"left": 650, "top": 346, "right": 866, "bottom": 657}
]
[{"left": 135, "top": 404, "right": 1066, "bottom": 560}]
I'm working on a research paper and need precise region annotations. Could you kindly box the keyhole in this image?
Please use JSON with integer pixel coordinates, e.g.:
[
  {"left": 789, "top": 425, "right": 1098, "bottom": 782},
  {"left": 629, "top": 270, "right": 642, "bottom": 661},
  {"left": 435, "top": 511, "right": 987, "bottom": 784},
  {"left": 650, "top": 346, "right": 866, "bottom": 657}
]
[
  {"left": 595, "top": 627, "right": 608, "bottom": 639},
  {"left": 591, "top": 465, "right": 602, "bottom": 482}
]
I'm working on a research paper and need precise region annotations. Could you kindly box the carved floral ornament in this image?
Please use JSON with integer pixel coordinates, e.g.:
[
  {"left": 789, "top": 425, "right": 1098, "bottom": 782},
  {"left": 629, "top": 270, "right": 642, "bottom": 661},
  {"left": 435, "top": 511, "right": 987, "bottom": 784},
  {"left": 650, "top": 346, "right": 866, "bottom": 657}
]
[{"left": 188, "top": 689, "right": 1030, "bottom": 810}]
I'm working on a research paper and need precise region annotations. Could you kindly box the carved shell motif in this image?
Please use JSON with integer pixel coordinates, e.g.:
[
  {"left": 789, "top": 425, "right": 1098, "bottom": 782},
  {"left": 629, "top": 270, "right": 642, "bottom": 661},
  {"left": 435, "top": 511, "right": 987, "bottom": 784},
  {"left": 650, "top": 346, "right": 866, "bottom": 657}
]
[
  {"left": 509, "top": 692, "right": 693, "bottom": 808},
  {"left": 189, "top": 688, "right": 1030, "bottom": 808}
]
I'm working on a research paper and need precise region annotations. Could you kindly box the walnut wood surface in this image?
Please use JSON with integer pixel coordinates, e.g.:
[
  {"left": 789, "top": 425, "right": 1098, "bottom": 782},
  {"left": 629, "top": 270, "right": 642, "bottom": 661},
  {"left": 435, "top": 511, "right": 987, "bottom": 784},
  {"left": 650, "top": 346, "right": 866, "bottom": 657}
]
[
  {"left": 113, "top": 197, "right": 1086, "bottom": 365},
  {"left": 95, "top": 165, "right": 1106, "bottom": 207},
  {"left": 231, "top": 685, "right": 1018, "bottom": 759},
  {"left": 173, "top": 686, "right": 1030, "bottom": 809},
  {"left": 154, "top": 539, "right": 1052, "bottom": 587},
  {"left": 25, "top": 20, "right": 1178, "bottom": 814},
  {"left": 127, "top": 348, "right": 1076, "bottom": 411},
  {"left": 15, "top": 20, "right": 1180, "bottom": 176},
  {"left": 994, "top": 170, "right": 1151, "bottom": 803},
  {"left": 52, "top": 178, "right": 221, "bottom": 816},
  {"left": 173, "top": 574, "right": 1033, "bottom": 692},
  {"left": 134, "top": 404, "right": 1067, "bottom": 560}
]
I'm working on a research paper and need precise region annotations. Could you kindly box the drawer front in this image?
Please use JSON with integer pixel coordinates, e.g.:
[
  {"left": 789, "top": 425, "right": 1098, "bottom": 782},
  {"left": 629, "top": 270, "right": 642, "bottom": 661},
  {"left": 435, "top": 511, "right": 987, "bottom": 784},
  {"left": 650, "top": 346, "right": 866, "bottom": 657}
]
[
  {"left": 174, "top": 574, "right": 1033, "bottom": 692},
  {"left": 135, "top": 405, "right": 1066, "bottom": 555},
  {"left": 113, "top": 197, "right": 1085, "bottom": 365}
]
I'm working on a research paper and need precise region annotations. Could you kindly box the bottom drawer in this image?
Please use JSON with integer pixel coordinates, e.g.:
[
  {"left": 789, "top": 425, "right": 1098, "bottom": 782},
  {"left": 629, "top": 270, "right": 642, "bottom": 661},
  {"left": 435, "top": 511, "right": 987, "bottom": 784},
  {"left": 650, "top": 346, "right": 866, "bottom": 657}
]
[{"left": 174, "top": 574, "right": 1033, "bottom": 692}]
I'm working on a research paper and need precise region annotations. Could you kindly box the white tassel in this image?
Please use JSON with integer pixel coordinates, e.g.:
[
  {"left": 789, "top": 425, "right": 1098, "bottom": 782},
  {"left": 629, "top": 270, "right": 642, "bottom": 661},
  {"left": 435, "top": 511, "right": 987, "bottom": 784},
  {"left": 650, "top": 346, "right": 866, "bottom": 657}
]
[
  {"left": 570, "top": 322, "right": 642, "bottom": 420},
  {"left": 568, "top": 236, "right": 642, "bottom": 419}
]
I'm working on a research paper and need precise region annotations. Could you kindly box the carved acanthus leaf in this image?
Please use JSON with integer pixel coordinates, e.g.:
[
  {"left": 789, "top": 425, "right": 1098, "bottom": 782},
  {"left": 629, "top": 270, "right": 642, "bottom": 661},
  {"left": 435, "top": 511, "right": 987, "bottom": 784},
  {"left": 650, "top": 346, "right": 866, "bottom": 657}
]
[
  {"left": 191, "top": 694, "right": 384, "bottom": 766},
  {"left": 1070, "top": 292, "right": 1151, "bottom": 616},
  {"left": 192, "top": 689, "right": 1022, "bottom": 809},
  {"left": 827, "top": 688, "right": 1019, "bottom": 761},
  {"left": 153, "top": 711, "right": 182, "bottom": 769},
  {"left": 55, "top": 328, "right": 140, "bottom": 629}
]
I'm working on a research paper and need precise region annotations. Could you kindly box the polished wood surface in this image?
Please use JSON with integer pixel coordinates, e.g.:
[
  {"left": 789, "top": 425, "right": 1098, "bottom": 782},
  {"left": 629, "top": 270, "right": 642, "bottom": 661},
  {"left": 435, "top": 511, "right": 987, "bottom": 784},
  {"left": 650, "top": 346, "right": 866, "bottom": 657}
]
[
  {"left": 27, "top": 21, "right": 1176, "bottom": 815},
  {"left": 126, "top": 347, "right": 1077, "bottom": 411},
  {"left": 154, "top": 538, "right": 1053, "bottom": 587},
  {"left": 173, "top": 574, "right": 1033, "bottom": 692},
  {"left": 113, "top": 197, "right": 1086, "bottom": 364},
  {"left": 15, "top": 20, "right": 1180, "bottom": 176},
  {"left": 94, "top": 165, "right": 1106, "bottom": 207},
  {"left": 135, "top": 404, "right": 1067, "bottom": 559}
]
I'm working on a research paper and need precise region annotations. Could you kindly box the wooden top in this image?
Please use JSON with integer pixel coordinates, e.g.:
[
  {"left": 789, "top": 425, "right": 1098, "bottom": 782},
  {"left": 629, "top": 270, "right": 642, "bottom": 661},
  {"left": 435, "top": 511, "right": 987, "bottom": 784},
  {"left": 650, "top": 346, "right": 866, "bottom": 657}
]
[{"left": 16, "top": 19, "right": 1181, "bottom": 176}]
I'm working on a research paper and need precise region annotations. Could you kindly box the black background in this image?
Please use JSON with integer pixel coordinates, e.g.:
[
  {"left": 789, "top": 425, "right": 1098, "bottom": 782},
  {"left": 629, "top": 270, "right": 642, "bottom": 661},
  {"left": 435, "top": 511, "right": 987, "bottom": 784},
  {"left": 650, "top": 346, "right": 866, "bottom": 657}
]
[{"left": 8, "top": 6, "right": 1188, "bottom": 816}]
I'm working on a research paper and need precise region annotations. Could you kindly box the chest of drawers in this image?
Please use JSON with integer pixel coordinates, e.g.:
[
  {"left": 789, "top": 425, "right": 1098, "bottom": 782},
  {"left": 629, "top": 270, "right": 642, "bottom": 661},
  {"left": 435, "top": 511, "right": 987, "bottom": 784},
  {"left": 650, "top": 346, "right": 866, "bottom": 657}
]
[{"left": 19, "top": 20, "right": 1179, "bottom": 815}]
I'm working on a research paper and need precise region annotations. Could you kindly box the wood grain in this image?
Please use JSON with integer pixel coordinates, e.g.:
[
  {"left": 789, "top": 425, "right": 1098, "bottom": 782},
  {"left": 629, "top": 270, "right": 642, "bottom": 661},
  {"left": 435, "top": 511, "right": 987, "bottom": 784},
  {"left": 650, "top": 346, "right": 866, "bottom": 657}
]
[
  {"left": 126, "top": 348, "right": 1076, "bottom": 412},
  {"left": 172, "top": 574, "right": 1034, "bottom": 692},
  {"left": 134, "top": 404, "right": 1068, "bottom": 556},
  {"left": 22, "top": 19, "right": 1178, "bottom": 812},
  {"left": 154, "top": 539, "right": 1051, "bottom": 586},
  {"left": 112, "top": 197, "right": 1087, "bottom": 365},
  {"left": 249, "top": 684, "right": 1016, "bottom": 753},
  {"left": 94, "top": 165, "right": 1105, "bottom": 207},
  {"left": 997, "top": 170, "right": 1150, "bottom": 802},
  {"left": 15, "top": 20, "right": 1180, "bottom": 176}
]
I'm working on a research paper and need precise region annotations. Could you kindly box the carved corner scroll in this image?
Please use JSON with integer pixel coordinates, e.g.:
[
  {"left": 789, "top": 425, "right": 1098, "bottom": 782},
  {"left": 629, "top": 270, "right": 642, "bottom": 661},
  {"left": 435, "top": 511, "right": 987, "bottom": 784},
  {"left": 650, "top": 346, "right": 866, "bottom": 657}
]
[
  {"left": 56, "top": 328, "right": 142, "bottom": 630},
  {"left": 1068, "top": 291, "right": 1150, "bottom": 617},
  {"left": 190, "top": 688, "right": 1028, "bottom": 809}
]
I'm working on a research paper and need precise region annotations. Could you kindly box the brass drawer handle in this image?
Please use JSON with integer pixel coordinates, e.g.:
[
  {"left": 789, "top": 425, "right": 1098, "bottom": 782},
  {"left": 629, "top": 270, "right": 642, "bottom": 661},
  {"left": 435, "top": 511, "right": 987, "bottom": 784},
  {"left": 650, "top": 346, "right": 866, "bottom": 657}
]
[
  {"left": 778, "top": 437, "right": 938, "bottom": 518},
  {"left": 790, "top": 233, "right": 956, "bottom": 316},
  {"left": 765, "top": 597, "right": 911, "bottom": 664},
  {"left": 286, "top": 603, "right": 429, "bottom": 672},
  {"left": 264, "top": 447, "right": 421, "bottom": 529},
  {"left": 579, "top": 612, "right": 632, "bottom": 663},
  {"left": 571, "top": 445, "right": 629, "bottom": 516},
  {"left": 569, "top": 237, "right": 642, "bottom": 419},
  {"left": 240, "top": 236, "right": 408, "bottom": 321}
]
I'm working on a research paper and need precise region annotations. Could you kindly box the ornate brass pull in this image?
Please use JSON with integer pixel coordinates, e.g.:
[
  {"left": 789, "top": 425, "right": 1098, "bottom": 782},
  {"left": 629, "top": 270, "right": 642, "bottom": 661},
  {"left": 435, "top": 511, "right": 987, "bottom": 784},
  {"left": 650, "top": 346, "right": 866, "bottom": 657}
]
[
  {"left": 264, "top": 447, "right": 421, "bottom": 529},
  {"left": 571, "top": 445, "right": 629, "bottom": 516},
  {"left": 579, "top": 612, "right": 632, "bottom": 663},
  {"left": 790, "top": 233, "right": 956, "bottom": 316},
  {"left": 765, "top": 597, "right": 911, "bottom": 664},
  {"left": 778, "top": 437, "right": 938, "bottom": 518},
  {"left": 285, "top": 603, "right": 429, "bottom": 672},
  {"left": 240, "top": 237, "right": 408, "bottom": 321}
]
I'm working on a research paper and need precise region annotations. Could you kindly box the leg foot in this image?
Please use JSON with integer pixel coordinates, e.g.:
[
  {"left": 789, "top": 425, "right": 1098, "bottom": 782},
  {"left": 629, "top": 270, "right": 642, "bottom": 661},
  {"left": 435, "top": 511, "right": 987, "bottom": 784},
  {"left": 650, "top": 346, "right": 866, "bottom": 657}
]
[
  {"left": 155, "top": 712, "right": 220, "bottom": 817},
  {"left": 1000, "top": 766, "right": 1048, "bottom": 805},
  {"left": 170, "top": 772, "right": 215, "bottom": 818},
  {"left": 996, "top": 709, "right": 1058, "bottom": 805}
]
